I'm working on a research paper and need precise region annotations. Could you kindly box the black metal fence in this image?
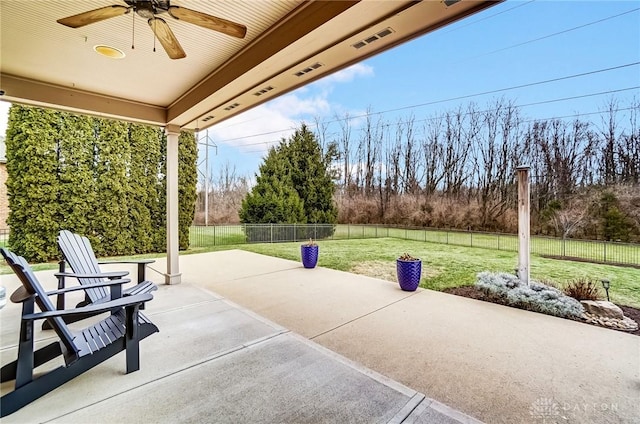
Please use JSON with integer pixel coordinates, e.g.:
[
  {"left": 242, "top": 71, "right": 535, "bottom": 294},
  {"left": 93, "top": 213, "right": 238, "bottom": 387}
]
[
  {"left": 189, "top": 224, "right": 640, "bottom": 267},
  {"left": 1, "top": 225, "right": 637, "bottom": 267}
]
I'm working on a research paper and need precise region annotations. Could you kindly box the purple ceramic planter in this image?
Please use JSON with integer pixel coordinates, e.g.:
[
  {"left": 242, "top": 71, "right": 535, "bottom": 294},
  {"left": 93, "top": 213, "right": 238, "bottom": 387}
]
[
  {"left": 396, "top": 258, "right": 421, "bottom": 291},
  {"left": 301, "top": 245, "right": 319, "bottom": 268}
]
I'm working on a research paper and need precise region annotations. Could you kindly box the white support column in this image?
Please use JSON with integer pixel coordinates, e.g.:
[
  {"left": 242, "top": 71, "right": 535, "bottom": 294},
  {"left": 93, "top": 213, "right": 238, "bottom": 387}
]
[
  {"left": 517, "top": 165, "right": 531, "bottom": 285},
  {"left": 165, "top": 125, "right": 181, "bottom": 285}
]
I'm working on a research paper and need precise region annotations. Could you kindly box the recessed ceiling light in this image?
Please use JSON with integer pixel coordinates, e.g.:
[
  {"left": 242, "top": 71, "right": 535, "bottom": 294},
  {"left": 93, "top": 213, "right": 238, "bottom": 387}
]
[{"left": 93, "top": 45, "right": 125, "bottom": 59}]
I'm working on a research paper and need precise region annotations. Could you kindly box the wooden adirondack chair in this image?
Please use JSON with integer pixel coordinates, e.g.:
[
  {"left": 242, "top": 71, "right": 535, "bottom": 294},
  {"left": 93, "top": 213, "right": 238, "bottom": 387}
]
[
  {"left": 0, "top": 248, "right": 159, "bottom": 417},
  {"left": 51, "top": 230, "right": 158, "bottom": 326}
]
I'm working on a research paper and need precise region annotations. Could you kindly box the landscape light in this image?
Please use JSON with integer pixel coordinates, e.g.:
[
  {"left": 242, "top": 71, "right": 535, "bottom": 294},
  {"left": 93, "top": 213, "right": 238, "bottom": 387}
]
[{"left": 601, "top": 279, "right": 610, "bottom": 301}]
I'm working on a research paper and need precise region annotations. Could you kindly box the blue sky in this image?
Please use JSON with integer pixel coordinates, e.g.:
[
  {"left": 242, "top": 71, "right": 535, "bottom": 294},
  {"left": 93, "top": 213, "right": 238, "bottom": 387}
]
[
  {"left": 201, "top": 0, "right": 640, "bottom": 180},
  {"left": 2, "top": 1, "right": 639, "bottom": 179}
]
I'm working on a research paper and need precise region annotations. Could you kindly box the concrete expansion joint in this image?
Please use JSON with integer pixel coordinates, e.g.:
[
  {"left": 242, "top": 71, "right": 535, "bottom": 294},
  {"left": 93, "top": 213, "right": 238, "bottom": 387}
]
[
  {"left": 50, "top": 330, "right": 292, "bottom": 421},
  {"left": 309, "top": 292, "right": 423, "bottom": 340},
  {"left": 223, "top": 266, "right": 302, "bottom": 283},
  {"left": 144, "top": 299, "right": 225, "bottom": 316}
]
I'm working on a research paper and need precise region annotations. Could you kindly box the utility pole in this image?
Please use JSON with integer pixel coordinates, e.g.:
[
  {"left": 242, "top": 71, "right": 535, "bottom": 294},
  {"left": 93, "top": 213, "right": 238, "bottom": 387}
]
[{"left": 196, "top": 128, "right": 217, "bottom": 226}]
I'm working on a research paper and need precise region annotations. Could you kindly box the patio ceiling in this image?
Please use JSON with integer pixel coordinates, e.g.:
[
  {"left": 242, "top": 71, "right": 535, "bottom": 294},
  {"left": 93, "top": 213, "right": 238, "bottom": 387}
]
[{"left": 0, "top": 0, "right": 499, "bottom": 133}]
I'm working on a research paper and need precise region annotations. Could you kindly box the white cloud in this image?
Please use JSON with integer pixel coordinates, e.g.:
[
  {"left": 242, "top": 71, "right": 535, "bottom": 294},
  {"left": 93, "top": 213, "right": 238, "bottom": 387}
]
[
  {"left": 321, "top": 63, "right": 374, "bottom": 84},
  {"left": 208, "top": 89, "right": 337, "bottom": 154},
  {"left": 195, "top": 63, "right": 376, "bottom": 176}
]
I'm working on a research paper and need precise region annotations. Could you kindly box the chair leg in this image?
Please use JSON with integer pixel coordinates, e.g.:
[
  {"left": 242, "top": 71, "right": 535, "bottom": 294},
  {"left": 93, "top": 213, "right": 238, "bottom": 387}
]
[
  {"left": 15, "top": 301, "right": 36, "bottom": 389},
  {"left": 1, "top": 342, "right": 123, "bottom": 418},
  {"left": 125, "top": 305, "right": 140, "bottom": 373},
  {"left": 1, "top": 342, "right": 62, "bottom": 383}
]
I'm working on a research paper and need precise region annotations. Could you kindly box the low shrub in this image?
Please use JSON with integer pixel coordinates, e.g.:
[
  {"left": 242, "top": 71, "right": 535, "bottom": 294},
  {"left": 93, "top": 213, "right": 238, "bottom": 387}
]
[
  {"left": 475, "top": 272, "right": 585, "bottom": 319},
  {"left": 563, "top": 278, "right": 602, "bottom": 301}
]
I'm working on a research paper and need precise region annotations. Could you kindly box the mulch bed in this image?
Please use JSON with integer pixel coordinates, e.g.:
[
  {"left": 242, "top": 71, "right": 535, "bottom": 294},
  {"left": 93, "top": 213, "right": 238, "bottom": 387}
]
[{"left": 443, "top": 286, "right": 640, "bottom": 337}]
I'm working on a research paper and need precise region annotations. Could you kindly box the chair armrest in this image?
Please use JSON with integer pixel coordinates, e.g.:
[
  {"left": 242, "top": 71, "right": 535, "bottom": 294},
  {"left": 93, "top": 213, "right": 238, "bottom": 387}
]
[
  {"left": 45, "top": 278, "right": 132, "bottom": 296},
  {"left": 97, "top": 259, "right": 155, "bottom": 265},
  {"left": 55, "top": 270, "right": 129, "bottom": 279},
  {"left": 22, "top": 293, "right": 154, "bottom": 320},
  {"left": 97, "top": 259, "right": 153, "bottom": 284},
  {"left": 10, "top": 286, "right": 32, "bottom": 303}
]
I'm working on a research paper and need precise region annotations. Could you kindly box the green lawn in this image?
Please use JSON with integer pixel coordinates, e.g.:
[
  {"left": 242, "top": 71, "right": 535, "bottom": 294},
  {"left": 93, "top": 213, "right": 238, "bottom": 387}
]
[
  {"left": 187, "top": 224, "right": 639, "bottom": 266},
  {"left": 3, "top": 236, "right": 638, "bottom": 308},
  {"left": 237, "top": 238, "right": 640, "bottom": 308}
]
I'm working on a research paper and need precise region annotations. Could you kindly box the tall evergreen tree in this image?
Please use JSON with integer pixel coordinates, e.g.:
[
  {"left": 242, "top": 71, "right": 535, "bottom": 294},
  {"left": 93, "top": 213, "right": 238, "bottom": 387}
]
[
  {"left": 92, "top": 118, "right": 132, "bottom": 256},
  {"left": 178, "top": 131, "right": 198, "bottom": 250},
  {"left": 57, "top": 112, "right": 96, "bottom": 236},
  {"left": 152, "top": 133, "right": 167, "bottom": 252},
  {"left": 240, "top": 147, "right": 305, "bottom": 224},
  {"left": 6, "top": 105, "right": 61, "bottom": 261},
  {"left": 128, "top": 124, "right": 163, "bottom": 253},
  {"left": 239, "top": 124, "right": 337, "bottom": 238},
  {"left": 285, "top": 124, "right": 338, "bottom": 224}
]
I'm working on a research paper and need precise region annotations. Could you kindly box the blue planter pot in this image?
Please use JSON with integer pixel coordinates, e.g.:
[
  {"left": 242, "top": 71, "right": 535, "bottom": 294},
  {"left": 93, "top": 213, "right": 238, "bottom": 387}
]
[
  {"left": 301, "top": 245, "right": 319, "bottom": 268},
  {"left": 396, "top": 259, "right": 421, "bottom": 291}
]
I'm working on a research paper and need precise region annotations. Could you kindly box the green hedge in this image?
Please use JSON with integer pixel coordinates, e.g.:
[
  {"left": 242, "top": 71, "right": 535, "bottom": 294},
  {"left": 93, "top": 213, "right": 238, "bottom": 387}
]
[{"left": 5, "top": 104, "right": 197, "bottom": 262}]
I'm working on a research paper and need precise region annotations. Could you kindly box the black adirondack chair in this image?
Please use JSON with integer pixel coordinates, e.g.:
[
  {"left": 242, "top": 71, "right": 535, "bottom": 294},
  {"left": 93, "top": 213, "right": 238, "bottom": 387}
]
[
  {"left": 0, "top": 248, "right": 159, "bottom": 417},
  {"left": 51, "top": 230, "right": 158, "bottom": 326}
]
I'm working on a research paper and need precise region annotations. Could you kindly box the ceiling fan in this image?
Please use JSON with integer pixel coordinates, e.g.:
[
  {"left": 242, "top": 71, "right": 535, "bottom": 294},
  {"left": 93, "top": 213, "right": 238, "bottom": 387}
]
[{"left": 57, "top": 0, "right": 247, "bottom": 59}]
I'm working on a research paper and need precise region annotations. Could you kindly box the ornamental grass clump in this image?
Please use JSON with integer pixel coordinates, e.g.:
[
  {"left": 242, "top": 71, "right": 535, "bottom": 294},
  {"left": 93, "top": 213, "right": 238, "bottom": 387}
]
[
  {"left": 563, "top": 278, "right": 602, "bottom": 301},
  {"left": 475, "top": 272, "right": 585, "bottom": 319},
  {"left": 398, "top": 253, "right": 419, "bottom": 261}
]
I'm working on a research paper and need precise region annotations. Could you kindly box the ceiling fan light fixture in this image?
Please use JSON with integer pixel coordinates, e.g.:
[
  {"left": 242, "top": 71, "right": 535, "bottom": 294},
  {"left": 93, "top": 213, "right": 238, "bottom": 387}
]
[{"left": 94, "top": 45, "right": 125, "bottom": 59}]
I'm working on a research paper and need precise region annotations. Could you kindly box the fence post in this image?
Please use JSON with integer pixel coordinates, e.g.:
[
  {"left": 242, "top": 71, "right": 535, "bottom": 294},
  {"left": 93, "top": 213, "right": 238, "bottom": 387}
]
[
  {"left": 470, "top": 230, "right": 473, "bottom": 247},
  {"left": 270, "top": 223, "right": 273, "bottom": 243},
  {"left": 213, "top": 225, "right": 216, "bottom": 246},
  {"left": 603, "top": 241, "right": 607, "bottom": 263},
  {"left": 562, "top": 238, "right": 566, "bottom": 258},
  {"left": 294, "top": 223, "right": 296, "bottom": 242}
]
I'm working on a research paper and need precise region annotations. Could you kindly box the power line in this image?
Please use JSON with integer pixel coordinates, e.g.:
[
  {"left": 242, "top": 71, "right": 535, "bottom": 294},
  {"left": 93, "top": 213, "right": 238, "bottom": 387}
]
[
  {"left": 465, "top": 7, "right": 640, "bottom": 61},
  {"left": 520, "top": 106, "right": 636, "bottom": 125},
  {"left": 440, "top": 0, "right": 537, "bottom": 35},
  {"left": 375, "top": 86, "right": 640, "bottom": 131},
  {"left": 213, "top": 62, "right": 640, "bottom": 144},
  {"left": 226, "top": 87, "right": 640, "bottom": 151},
  {"left": 238, "top": 106, "right": 638, "bottom": 155}
]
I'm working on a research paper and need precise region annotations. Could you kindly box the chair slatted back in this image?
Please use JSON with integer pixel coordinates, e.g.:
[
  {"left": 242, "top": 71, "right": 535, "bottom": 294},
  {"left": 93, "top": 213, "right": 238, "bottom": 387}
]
[
  {"left": 0, "top": 248, "right": 78, "bottom": 358},
  {"left": 57, "top": 230, "right": 108, "bottom": 302}
]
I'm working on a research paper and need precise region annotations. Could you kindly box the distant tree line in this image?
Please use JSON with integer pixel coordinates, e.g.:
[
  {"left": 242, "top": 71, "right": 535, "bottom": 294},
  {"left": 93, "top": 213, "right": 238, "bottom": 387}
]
[
  {"left": 196, "top": 97, "right": 639, "bottom": 242},
  {"left": 327, "top": 97, "right": 639, "bottom": 241},
  {"left": 5, "top": 105, "right": 197, "bottom": 262}
]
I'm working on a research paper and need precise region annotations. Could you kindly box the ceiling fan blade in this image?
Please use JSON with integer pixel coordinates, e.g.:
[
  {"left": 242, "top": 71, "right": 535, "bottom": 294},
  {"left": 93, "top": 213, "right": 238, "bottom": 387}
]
[
  {"left": 168, "top": 6, "right": 247, "bottom": 39},
  {"left": 148, "top": 17, "right": 186, "bottom": 59},
  {"left": 57, "top": 5, "right": 130, "bottom": 28}
]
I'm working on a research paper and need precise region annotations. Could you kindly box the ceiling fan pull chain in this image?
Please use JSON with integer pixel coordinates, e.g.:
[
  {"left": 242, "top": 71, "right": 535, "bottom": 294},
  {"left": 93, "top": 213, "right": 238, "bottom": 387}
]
[{"left": 153, "top": 18, "right": 156, "bottom": 53}]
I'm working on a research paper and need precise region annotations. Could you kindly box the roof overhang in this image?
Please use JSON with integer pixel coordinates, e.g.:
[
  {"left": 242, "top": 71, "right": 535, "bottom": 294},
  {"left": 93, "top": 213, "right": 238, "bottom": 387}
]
[{"left": 0, "top": 0, "right": 501, "bottom": 131}]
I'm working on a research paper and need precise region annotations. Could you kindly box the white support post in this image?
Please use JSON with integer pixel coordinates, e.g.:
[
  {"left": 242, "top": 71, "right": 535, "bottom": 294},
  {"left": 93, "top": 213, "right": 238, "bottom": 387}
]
[
  {"left": 517, "top": 165, "right": 531, "bottom": 285},
  {"left": 165, "top": 125, "right": 181, "bottom": 285}
]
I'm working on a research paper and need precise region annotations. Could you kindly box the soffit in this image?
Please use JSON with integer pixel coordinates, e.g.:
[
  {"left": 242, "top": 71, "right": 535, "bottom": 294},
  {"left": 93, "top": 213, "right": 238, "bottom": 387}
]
[{"left": 0, "top": 1, "right": 500, "bottom": 130}]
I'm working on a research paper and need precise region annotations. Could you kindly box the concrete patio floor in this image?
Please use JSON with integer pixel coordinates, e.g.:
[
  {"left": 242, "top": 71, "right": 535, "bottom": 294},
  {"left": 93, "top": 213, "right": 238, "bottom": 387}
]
[{"left": 1, "top": 249, "right": 639, "bottom": 423}]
